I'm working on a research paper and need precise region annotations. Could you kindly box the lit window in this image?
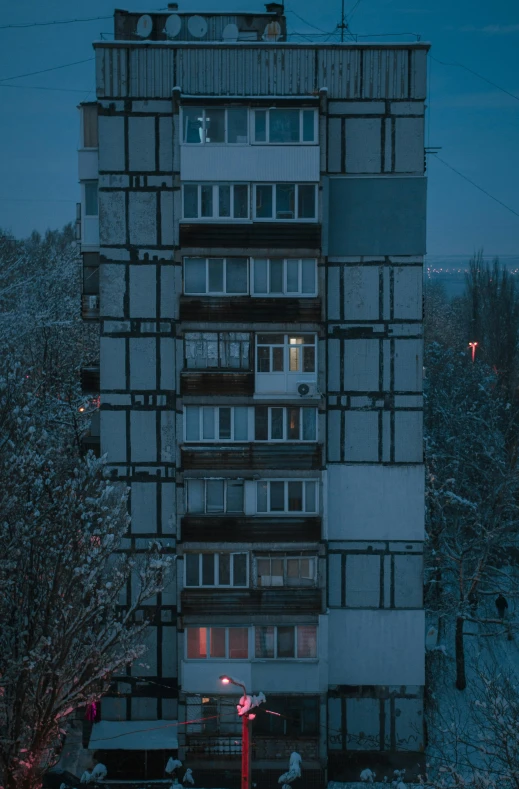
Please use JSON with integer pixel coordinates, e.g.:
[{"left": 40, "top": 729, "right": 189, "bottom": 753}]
[
  {"left": 183, "top": 258, "right": 248, "bottom": 295},
  {"left": 186, "top": 627, "right": 249, "bottom": 659},
  {"left": 256, "top": 334, "right": 316, "bottom": 394},
  {"left": 253, "top": 109, "right": 317, "bottom": 144},
  {"left": 254, "top": 625, "right": 317, "bottom": 658},
  {"left": 253, "top": 184, "right": 317, "bottom": 221},
  {"left": 186, "top": 479, "right": 245, "bottom": 513},
  {"left": 183, "top": 184, "right": 249, "bottom": 219},
  {"left": 256, "top": 480, "right": 318, "bottom": 514},
  {"left": 252, "top": 259, "right": 317, "bottom": 297},
  {"left": 185, "top": 553, "right": 248, "bottom": 587},
  {"left": 182, "top": 107, "right": 249, "bottom": 144}
]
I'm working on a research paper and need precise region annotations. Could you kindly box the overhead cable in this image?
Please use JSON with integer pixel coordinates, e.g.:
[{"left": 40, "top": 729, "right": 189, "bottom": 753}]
[
  {"left": 0, "top": 15, "right": 111, "bottom": 30},
  {"left": 0, "top": 57, "right": 94, "bottom": 83},
  {"left": 433, "top": 156, "right": 519, "bottom": 220},
  {"left": 430, "top": 54, "right": 519, "bottom": 103}
]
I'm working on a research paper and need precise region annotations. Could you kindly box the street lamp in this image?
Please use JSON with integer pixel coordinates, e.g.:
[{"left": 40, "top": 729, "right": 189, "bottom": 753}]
[{"left": 220, "top": 676, "right": 254, "bottom": 789}]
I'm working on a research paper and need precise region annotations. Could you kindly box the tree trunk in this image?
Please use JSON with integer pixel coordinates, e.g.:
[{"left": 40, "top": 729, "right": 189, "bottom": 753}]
[{"left": 455, "top": 616, "right": 467, "bottom": 690}]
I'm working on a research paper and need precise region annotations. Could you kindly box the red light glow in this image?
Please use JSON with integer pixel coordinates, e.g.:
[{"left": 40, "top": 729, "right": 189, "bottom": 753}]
[{"left": 469, "top": 341, "right": 478, "bottom": 363}]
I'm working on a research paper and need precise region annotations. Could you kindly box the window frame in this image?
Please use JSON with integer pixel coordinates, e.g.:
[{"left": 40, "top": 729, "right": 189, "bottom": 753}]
[
  {"left": 184, "top": 332, "right": 251, "bottom": 371},
  {"left": 253, "top": 184, "right": 317, "bottom": 221},
  {"left": 255, "top": 554, "right": 317, "bottom": 587},
  {"left": 183, "top": 258, "right": 249, "bottom": 296},
  {"left": 186, "top": 478, "right": 245, "bottom": 514},
  {"left": 185, "top": 626, "right": 250, "bottom": 660},
  {"left": 184, "top": 552, "right": 249, "bottom": 588},
  {"left": 255, "top": 479, "right": 318, "bottom": 514},
  {"left": 184, "top": 406, "right": 250, "bottom": 443},
  {"left": 181, "top": 107, "right": 250, "bottom": 145},
  {"left": 254, "top": 406, "right": 317, "bottom": 442},
  {"left": 255, "top": 333, "right": 317, "bottom": 380},
  {"left": 252, "top": 108, "right": 318, "bottom": 145},
  {"left": 251, "top": 258, "right": 317, "bottom": 298},
  {"left": 182, "top": 183, "right": 250, "bottom": 221},
  {"left": 254, "top": 624, "right": 318, "bottom": 659}
]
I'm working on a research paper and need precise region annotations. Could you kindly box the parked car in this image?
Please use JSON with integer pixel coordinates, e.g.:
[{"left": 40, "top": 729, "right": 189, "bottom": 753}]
[{"left": 42, "top": 769, "right": 82, "bottom": 788}]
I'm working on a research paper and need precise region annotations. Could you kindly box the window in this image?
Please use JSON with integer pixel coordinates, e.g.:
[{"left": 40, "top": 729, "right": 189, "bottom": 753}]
[
  {"left": 256, "top": 555, "right": 316, "bottom": 587},
  {"left": 184, "top": 258, "right": 248, "bottom": 295},
  {"left": 254, "top": 696, "right": 319, "bottom": 735},
  {"left": 82, "top": 252, "right": 99, "bottom": 295},
  {"left": 253, "top": 109, "right": 317, "bottom": 144},
  {"left": 82, "top": 104, "right": 98, "bottom": 148},
  {"left": 256, "top": 334, "right": 316, "bottom": 394},
  {"left": 254, "top": 625, "right": 317, "bottom": 658},
  {"left": 186, "top": 627, "right": 249, "bottom": 659},
  {"left": 254, "top": 407, "right": 317, "bottom": 441},
  {"left": 183, "top": 184, "right": 249, "bottom": 220},
  {"left": 252, "top": 259, "right": 317, "bottom": 297},
  {"left": 186, "top": 696, "right": 242, "bottom": 736},
  {"left": 186, "top": 479, "right": 244, "bottom": 513},
  {"left": 254, "top": 184, "right": 317, "bottom": 220},
  {"left": 84, "top": 181, "right": 98, "bottom": 216},
  {"left": 183, "top": 108, "right": 249, "bottom": 144},
  {"left": 185, "top": 406, "right": 249, "bottom": 442},
  {"left": 185, "top": 333, "right": 251, "bottom": 370},
  {"left": 256, "top": 480, "right": 318, "bottom": 514},
  {"left": 185, "top": 553, "right": 248, "bottom": 587}
]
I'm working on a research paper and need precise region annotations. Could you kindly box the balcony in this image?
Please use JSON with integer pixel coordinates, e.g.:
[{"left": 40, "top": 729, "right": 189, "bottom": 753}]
[
  {"left": 181, "top": 371, "right": 254, "bottom": 396},
  {"left": 180, "top": 515, "right": 321, "bottom": 543},
  {"left": 180, "top": 223, "right": 321, "bottom": 250},
  {"left": 80, "top": 410, "right": 100, "bottom": 458},
  {"left": 181, "top": 587, "right": 322, "bottom": 615},
  {"left": 180, "top": 296, "right": 321, "bottom": 323},
  {"left": 181, "top": 443, "right": 323, "bottom": 471}
]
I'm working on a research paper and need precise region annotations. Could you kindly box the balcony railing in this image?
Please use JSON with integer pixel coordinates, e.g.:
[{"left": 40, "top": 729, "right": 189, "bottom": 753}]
[
  {"left": 181, "top": 515, "right": 321, "bottom": 542},
  {"left": 180, "top": 222, "right": 321, "bottom": 250},
  {"left": 181, "top": 443, "right": 323, "bottom": 471},
  {"left": 181, "top": 371, "right": 254, "bottom": 396},
  {"left": 181, "top": 587, "right": 322, "bottom": 615},
  {"left": 180, "top": 296, "right": 321, "bottom": 323}
]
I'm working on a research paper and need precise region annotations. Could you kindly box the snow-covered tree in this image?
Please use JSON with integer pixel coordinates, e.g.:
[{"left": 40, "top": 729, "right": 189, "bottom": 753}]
[
  {"left": 0, "top": 363, "right": 172, "bottom": 789},
  {"left": 424, "top": 343, "right": 519, "bottom": 690}
]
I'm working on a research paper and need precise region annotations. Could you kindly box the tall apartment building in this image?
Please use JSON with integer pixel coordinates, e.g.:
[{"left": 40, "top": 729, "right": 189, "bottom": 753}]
[{"left": 77, "top": 5, "right": 428, "bottom": 785}]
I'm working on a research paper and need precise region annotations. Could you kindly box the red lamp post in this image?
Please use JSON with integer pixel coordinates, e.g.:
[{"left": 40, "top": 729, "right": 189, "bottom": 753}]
[
  {"left": 469, "top": 341, "right": 478, "bottom": 363},
  {"left": 220, "top": 675, "right": 253, "bottom": 789}
]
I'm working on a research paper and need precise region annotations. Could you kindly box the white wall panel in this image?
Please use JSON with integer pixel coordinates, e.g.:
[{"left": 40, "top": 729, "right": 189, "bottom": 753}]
[
  {"left": 394, "top": 339, "right": 423, "bottom": 392},
  {"left": 344, "top": 266, "right": 380, "bottom": 320},
  {"left": 100, "top": 411, "right": 127, "bottom": 462},
  {"left": 394, "top": 266, "right": 422, "bottom": 320},
  {"left": 130, "top": 411, "right": 157, "bottom": 461},
  {"left": 345, "top": 118, "right": 381, "bottom": 173},
  {"left": 130, "top": 266, "right": 157, "bottom": 318},
  {"left": 101, "top": 337, "right": 126, "bottom": 390},
  {"left": 98, "top": 116, "right": 125, "bottom": 171},
  {"left": 344, "top": 411, "right": 378, "bottom": 461},
  {"left": 344, "top": 339, "right": 379, "bottom": 391},
  {"left": 129, "top": 116, "right": 156, "bottom": 171},
  {"left": 327, "top": 465, "right": 424, "bottom": 541},
  {"left": 129, "top": 339, "right": 156, "bottom": 390},
  {"left": 78, "top": 149, "right": 99, "bottom": 180},
  {"left": 129, "top": 192, "right": 157, "bottom": 246},
  {"left": 394, "top": 117, "right": 424, "bottom": 173},
  {"left": 180, "top": 145, "right": 320, "bottom": 182},
  {"left": 99, "top": 191, "right": 126, "bottom": 246},
  {"left": 100, "top": 263, "right": 126, "bottom": 317},
  {"left": 328, "top": 609, "right": 425, "bottom": 684},
  {"left": 131, "top": 482, "right": 157, "bottom": 533}
]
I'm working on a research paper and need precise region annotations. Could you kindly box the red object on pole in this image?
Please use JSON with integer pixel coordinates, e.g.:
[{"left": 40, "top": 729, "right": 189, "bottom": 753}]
[
  {"left": 469, "top": 341, "right": 478, "bottom": 363},
  {"left": 241, "top": 712, "right": 251, "bottom": 789}
]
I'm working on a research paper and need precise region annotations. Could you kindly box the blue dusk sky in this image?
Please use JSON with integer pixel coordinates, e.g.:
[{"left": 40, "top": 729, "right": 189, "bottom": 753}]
[{"left": 0, "top": 0, "right": 518, "bottom": 259}]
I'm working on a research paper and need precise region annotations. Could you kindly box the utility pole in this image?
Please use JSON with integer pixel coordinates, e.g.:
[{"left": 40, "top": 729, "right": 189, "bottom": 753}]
[
  {"left": 338, "top": 0, "right": 346, "bottom": 42},
  {"left": 220, "top": 676, "right": 255, "bottom": 789}
]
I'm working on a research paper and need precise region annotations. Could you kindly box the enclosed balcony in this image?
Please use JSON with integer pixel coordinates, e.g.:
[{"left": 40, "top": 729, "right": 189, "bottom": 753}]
[
  {"left": 181, "top": 587, "right": 322, "bottom": 615},
  {"left": 181, "top": 443, "right": 323, "bottom": 471},
  {"left": 180, "top": 514, "right": 321, "bottom": 543}
]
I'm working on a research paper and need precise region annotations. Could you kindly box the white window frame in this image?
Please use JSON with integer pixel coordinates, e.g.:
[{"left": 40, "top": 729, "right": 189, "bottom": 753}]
[
  {"left": 184, "top": 552, "right": 249, "bottom": 588},
  {"left": 182, "top": 183, "right": 250, "bottom": 221},
  {"left": 184, "top": 332, "right": 251, "bottom": 371},
  {"left": 255, "top": 555, "right": 317, "bottom": 587},
  {"left": 181, "top": 107, "right": 250, "bottom": 145},
  {"left": 186, "top": 478, "right": 245, "bottom": 513},
  {"left": 254, "top": 406, "right": 317, "bottom": 442},
  {"left": 183, "top": 258, "right": 249, "bottom": 296},
  {"left": 255, "top": 333, "right": 317, "bottom": 394},
  {"left": 251, "top": 258, "right": 317, "bottom": 297},
  {"left": 255, "top": 479, "right": 318, "bottom": 514},
  {"left": 254, "top": 624, "right": 318, "bottom": 659},
  {"left": 186, "top": 626, "right": 250, "bottom": 660},
  {"left": 184, "top": 406, "right": 250, "bottom": 443},
  {"left": 253, "top": 184, "right": 317, "bottom": 221},
  {"left": 252, "top": 108, "right": 318, "bottom": 145}
]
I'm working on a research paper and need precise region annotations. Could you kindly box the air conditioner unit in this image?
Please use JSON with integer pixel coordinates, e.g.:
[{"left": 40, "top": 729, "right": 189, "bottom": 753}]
[{"left": 297, "top": 381, "right": 318, "bottom": 397}]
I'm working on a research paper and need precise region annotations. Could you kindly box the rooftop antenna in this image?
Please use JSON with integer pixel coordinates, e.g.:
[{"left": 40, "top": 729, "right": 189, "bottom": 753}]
[{"left": 338, "top": 0, "right": 347, "bottom": 41}]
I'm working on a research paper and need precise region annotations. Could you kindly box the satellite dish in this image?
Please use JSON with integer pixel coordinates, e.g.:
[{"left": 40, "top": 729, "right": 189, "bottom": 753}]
[
  {"left": 188, "top": 14, "right": 208, "bottom": 38},
  {"left": 136, "top": 14, "right": 153, "bottom": 38},
  {"left": 222, "top": 23, "right": 239, "bottom": 41},
  {"left": 262, "top": 20, "right": 281, "bottom": 41},
  {"left": 164, "top": 14, "right": 182, "bottom": 38},
  {"left": 298, "top": 383, "right": 310, "bottom": 396}
]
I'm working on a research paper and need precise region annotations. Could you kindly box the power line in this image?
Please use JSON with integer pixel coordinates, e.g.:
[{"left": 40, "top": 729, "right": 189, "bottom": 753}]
[
  {"left": 0, "top": 198, "right": 76, "bottom": 204},
  {"left": 432, "top": 155, "right": 519, "bottom": 220},
  {"left": 0, "top": 15, "right": 111, "bottom": 30},
  {"left": 430, "top": 54, "right": 519, "bottom": 103},
  {"left": 0, "top": 83, "right": 91, "bottom": 93},
  {"left": 347, "top": 0, "right": 365, "bottom": 23},
  {"left": 0, "top": 57, "right": 94, "bottom": 83},
  {"left": 286, "top": 8, "right": 329, "bottom": 34}
]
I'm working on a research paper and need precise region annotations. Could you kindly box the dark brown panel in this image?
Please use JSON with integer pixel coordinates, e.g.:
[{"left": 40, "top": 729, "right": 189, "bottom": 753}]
[
  {"left": 81, "top": 366, "right": 100, "bottom": 394},
  {"left": 179, "top": 223, "right": 321, "bottom": 249},
  {"left": 180, "top": 371, "right": 254, "bottom": 396},
  {"left": 80, "top": 435, "right": 100, "bottom": 458},
  {"left": 181, "top": 587, "right": 322, "bottom": 615},
  {"left": 180, "top": 297, "right": 321, "bottom": 323},
  {"left": 181, "top": 515, "right": 321, "bottom": 542},
  {"left": 181, "top": 444, "right": 323, "bottom": 471}
]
